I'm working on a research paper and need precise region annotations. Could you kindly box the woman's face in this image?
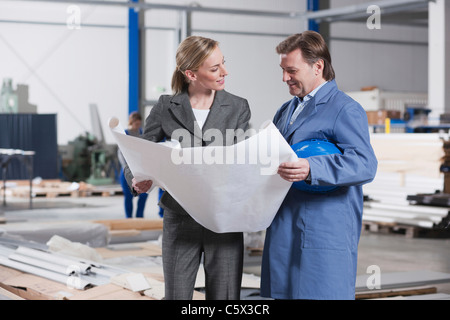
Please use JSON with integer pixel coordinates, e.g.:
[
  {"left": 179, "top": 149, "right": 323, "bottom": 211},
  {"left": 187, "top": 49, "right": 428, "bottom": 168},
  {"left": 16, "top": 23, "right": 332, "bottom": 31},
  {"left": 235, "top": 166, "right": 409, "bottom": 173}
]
[{"left": 188, "top": 46, "right": 228, "bottom": 92}]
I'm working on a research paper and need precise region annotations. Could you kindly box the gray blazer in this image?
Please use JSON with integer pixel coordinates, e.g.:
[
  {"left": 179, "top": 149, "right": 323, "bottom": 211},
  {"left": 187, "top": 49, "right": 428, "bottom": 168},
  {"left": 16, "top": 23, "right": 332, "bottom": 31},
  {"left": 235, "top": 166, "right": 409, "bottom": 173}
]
[{"left": 124, "top": 90, "right": 251, "bottom": 213}]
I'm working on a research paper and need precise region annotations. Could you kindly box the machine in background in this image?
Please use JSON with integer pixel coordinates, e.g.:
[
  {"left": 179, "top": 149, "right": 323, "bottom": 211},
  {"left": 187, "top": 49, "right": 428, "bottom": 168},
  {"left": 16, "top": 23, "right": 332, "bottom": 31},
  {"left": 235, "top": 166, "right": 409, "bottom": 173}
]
[{"left": 59, "top": 104, "right": 119, "bottom": 185}]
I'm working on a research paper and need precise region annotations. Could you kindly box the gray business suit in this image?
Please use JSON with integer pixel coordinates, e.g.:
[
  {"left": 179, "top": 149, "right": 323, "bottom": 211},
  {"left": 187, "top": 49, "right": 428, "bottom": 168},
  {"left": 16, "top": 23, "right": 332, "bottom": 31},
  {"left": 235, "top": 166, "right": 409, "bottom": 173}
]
[{"left": 124, "top": 90, "right": 251, "bottom": 300}]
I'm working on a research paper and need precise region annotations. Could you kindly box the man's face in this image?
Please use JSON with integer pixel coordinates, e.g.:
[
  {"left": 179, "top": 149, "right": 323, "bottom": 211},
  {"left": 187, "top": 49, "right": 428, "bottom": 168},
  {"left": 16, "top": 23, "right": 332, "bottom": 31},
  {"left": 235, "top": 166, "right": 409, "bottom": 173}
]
[{"left": 280, "top": 48, "right": 322, "bottom": 98}]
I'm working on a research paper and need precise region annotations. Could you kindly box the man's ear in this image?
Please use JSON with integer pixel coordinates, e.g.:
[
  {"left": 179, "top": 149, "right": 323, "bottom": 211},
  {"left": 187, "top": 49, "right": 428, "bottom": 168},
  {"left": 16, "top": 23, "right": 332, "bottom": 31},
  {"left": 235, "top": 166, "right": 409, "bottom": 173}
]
[{"left": 314, "top": 59, "right": 324, "bottom": 76}]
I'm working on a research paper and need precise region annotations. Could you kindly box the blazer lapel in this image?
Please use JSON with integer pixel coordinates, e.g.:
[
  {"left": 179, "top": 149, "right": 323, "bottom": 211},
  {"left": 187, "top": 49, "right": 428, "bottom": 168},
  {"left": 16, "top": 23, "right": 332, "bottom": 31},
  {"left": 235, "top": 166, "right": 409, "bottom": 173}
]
[
  {"left": 168, "top": 92, "right": 202, "bottom": 139},
  {"left": 202, "top": 90, "right": 231, "bottom": 133}
]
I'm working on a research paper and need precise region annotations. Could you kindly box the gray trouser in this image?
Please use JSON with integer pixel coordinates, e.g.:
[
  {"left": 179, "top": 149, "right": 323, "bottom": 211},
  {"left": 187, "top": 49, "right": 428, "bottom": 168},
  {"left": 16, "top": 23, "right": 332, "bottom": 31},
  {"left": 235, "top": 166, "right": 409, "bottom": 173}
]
[{"left": 162, "top": 207, "right": 243, "bottom": 300}]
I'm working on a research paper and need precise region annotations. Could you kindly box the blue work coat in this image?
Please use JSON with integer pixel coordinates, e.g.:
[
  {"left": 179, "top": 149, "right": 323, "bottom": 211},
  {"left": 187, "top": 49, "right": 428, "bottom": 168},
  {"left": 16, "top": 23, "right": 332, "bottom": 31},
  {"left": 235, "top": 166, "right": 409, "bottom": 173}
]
[{"left": 261, "top": 80, "right": 378, "bottom": 300}]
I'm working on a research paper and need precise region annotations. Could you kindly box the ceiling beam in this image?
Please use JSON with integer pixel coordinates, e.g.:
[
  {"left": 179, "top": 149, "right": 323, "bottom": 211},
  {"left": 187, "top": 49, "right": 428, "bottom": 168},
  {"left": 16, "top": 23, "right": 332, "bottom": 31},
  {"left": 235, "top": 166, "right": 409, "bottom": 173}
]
[
  {"left": 304, "top": 0, "right": 430, "bottom": 23},
  {"left": 20, "top": 0, "right": 301, "bottom": 19}
]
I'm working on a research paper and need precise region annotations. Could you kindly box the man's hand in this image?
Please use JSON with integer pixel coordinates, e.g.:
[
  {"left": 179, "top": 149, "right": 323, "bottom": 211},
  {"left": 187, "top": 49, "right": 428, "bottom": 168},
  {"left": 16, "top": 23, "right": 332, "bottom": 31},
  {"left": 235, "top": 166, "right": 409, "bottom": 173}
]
[
  {"left": 278, "top": 158, "right": 310, "bottom": 182},
  {"left": 132, "top": 178, "right": 153, "bottom": 194}
]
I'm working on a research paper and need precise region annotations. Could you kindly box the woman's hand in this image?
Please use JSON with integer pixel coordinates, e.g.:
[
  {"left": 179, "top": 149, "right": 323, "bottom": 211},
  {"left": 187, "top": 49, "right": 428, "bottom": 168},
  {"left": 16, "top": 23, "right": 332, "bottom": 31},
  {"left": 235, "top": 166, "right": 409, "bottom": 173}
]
[
  {"left": 278, "top": 159, "right": 310, "bottom": 182},
  {"left": 132, "top": 178, "right": 153, "bottom": 194}
]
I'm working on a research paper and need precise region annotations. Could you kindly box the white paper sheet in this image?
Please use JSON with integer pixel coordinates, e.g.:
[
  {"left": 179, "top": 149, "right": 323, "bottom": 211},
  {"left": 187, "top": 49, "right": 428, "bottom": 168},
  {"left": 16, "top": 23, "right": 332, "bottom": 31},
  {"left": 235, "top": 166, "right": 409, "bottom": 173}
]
[{"left": 109, "top": 117, "right": 297, "bottom": 233}]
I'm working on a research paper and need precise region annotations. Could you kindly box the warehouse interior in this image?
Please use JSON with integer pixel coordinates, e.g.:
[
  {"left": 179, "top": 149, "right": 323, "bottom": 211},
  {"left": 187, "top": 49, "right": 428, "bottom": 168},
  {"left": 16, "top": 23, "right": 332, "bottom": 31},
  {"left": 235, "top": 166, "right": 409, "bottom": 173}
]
[{"left": 1, "top": 0, "right": 450, "bottom": 301}]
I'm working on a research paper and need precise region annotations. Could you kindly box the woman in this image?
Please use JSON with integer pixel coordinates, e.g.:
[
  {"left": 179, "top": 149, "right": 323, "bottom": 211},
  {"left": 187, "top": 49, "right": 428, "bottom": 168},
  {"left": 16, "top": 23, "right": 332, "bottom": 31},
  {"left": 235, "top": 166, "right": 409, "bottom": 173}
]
[
  {"left": 118, "top": 112, "right": 148, "bottom": 218},
  {"left": 124, "top": 36, "right": 251, "bottom": 300}
]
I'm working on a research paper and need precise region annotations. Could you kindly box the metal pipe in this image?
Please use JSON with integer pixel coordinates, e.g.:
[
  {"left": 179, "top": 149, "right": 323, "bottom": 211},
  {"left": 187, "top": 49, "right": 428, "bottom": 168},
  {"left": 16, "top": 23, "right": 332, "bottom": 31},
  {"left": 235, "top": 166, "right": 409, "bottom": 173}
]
[
  {"left": 330, "top": 36, "right": 427, "bottom": 47},
  {"left": 8, "top": 253, "right": 73, "bottom": 275},
  {"left": 304, "top": 0, "right": 429, "bottom": 22},
  {"left": 0, "top": 19, "right": 125, "bottom": 29},
  {"left": 29, "top": 0, "right": 427, "bottom": 23},
  {"left": 20, "top": 0, "right": 301, "bottom": 19},
  {"left": 16, "top": 246, "right": 91, "bottom": 274},
  {"left": 192, "top": 28, "right": 290, "bottom": 38},
  {"left": 307, "top": 0, "right": 320, "bottom": 32},
  {"left": 0, "top": 255, "right": 91, "bottom": 290},
  {"left": 128, "top": 0, "right": 140, "bottom": 115}
]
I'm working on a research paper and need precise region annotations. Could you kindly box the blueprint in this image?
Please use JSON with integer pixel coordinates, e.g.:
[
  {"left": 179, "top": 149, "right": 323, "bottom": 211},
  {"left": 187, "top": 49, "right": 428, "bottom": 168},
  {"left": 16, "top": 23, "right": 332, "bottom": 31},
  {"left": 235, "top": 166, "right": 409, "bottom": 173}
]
[{"left": 109, "top": 117, "right": 296, "bottom": 233}]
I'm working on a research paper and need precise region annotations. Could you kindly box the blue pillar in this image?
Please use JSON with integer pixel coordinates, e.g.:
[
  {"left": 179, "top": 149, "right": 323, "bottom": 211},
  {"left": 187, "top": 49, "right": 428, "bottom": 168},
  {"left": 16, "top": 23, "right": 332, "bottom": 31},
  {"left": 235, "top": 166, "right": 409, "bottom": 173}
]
[
  {"left": 307, "top": 0, "right": 320, "bottom": 32},
  {"left": 128, "top": 0, "right": 139, "bottom": 114}
]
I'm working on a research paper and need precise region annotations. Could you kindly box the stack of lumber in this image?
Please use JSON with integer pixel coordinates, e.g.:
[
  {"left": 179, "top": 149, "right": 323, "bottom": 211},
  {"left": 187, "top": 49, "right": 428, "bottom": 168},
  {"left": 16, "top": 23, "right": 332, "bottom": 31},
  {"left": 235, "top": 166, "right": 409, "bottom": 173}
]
[
  {"left": 369, "top": 133, "right": 444, "bottom": 180},
  {"left": 363, "top": 133, "right": 450, "bottom": 236},
  {"left": 94, "top": 219, "right": 163, "bottom": 244},
  {"left": 3, "top": 180, "right": 123, "bottom": 198}
]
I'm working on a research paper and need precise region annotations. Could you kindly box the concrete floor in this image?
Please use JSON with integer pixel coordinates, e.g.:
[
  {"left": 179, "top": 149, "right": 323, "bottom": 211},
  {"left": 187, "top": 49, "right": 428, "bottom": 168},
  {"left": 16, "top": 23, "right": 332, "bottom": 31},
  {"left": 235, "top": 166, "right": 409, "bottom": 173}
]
[{"left": 1, "top": 190, "right": 450, "bottom": 297}]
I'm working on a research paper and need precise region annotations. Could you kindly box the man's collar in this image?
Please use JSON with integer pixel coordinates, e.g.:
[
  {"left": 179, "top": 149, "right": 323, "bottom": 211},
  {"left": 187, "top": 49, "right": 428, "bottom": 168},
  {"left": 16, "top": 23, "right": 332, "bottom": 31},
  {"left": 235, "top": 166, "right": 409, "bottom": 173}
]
[{"left": 297, "top": 80, "right": 328, "bottom": 102}]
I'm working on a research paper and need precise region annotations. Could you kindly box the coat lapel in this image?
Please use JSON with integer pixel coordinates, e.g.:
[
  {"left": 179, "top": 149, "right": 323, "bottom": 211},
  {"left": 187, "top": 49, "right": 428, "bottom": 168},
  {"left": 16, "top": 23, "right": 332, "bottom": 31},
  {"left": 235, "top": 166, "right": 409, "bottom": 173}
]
[
  {"left": 284, "top": 96, "right": 317, "bottom": 139},
  {"left": 277, "top": 98, "right": 297, "bottom": 136},
  {"left": 283, "top": 80, "right": 338, "bottom": 140}
]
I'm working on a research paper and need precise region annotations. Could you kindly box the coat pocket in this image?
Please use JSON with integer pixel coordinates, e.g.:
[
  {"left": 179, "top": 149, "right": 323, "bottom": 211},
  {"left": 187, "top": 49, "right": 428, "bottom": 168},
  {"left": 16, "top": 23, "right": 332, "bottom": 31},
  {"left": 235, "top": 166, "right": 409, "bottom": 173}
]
[{"left": 303, "top": 196, "right": 349, "bottom": 250}]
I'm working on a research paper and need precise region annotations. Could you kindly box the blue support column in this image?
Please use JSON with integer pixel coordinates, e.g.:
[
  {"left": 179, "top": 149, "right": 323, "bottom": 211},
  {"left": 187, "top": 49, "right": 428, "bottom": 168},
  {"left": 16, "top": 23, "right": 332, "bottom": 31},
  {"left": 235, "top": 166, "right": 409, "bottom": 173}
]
[
  {"left": 128, "top": 0, "right": 139, "bottom": 114},
  {"left": 307, "top": 0, "right": 320, "bottom": 32}
]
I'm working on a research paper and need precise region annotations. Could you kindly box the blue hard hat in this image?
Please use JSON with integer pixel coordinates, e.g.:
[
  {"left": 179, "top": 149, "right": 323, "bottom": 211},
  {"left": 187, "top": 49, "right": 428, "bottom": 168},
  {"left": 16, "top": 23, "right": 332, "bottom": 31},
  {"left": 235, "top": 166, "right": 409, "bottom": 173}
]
[{"left": 291, "top": 139, "right": 342, "bottom": 193}]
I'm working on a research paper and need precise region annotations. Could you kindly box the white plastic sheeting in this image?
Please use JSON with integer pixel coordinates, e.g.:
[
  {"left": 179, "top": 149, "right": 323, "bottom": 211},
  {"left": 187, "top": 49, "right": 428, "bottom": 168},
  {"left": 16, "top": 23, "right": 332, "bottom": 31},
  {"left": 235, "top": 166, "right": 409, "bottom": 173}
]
[{"left": 363, "top": 172, "right": 450, "bottom": 229}]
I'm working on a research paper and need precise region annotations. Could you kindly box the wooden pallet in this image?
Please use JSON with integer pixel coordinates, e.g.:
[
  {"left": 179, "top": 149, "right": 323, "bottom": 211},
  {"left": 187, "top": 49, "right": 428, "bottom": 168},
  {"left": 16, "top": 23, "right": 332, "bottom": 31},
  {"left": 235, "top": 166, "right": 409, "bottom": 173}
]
[
  {"left": 5, "top": 180, "right": 122, "bottom": 198},
  {"left": 78, "top": 184, "right": 123, "bottom": 197},
  {"left": 362, "top": 220, "right": 450, "bottom": 238},
  {"left": 355, "top": 285, "right": 437, "bottom": 300},
  {"left": 12, "top": 183, "right": 78, "bottom": 198},
  {"left": 362, "top": 221, "right": 422, "bottom": 238}
]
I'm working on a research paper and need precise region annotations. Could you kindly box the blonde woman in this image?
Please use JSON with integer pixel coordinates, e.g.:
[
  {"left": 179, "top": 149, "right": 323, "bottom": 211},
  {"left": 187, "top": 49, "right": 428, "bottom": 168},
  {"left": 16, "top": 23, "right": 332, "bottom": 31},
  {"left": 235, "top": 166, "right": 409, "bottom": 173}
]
[{"left": 124, "top": 36, "right": 251, "bottom": 300}]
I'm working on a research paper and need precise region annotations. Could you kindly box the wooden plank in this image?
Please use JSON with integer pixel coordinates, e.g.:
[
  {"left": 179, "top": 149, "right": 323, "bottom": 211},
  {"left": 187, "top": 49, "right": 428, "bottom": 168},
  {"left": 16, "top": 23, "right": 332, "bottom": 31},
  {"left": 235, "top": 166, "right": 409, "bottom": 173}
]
[
  {"left": 398, "top": 293, "right": 450, "bottom": 300},
  {"left": 0, "top": 286, "right": 25, "bottom": 300},
  {"left": 96, "top": 242, "right": 162, "bottom": 259},
  {"left": 0, "top": 265, "right": 79, "bottom": 300},
  {"left": 356, "top": 270, "right": 450, "bottom": 292},
  {"left": 108, "top": 229, "right": 142, "bottom": 238},
  {"left": 370, "top": 133, "right": 444, "bottom": 179},
  {"left": 356, "top": 286, "right": 437, "bottom": 300},
  {"left": 94, "top": 218, "right": 163, "bottom": 231},
  {"left": 68, "top": 283, "right": 152, "bottom": 300}
]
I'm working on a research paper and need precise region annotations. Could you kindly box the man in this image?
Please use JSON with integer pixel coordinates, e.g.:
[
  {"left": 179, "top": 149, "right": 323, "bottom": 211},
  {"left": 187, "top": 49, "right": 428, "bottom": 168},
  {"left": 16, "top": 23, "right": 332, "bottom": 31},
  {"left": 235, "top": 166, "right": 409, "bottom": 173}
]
[{"left": 261, "top": 31, "right": 378, "bottom": 300}]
